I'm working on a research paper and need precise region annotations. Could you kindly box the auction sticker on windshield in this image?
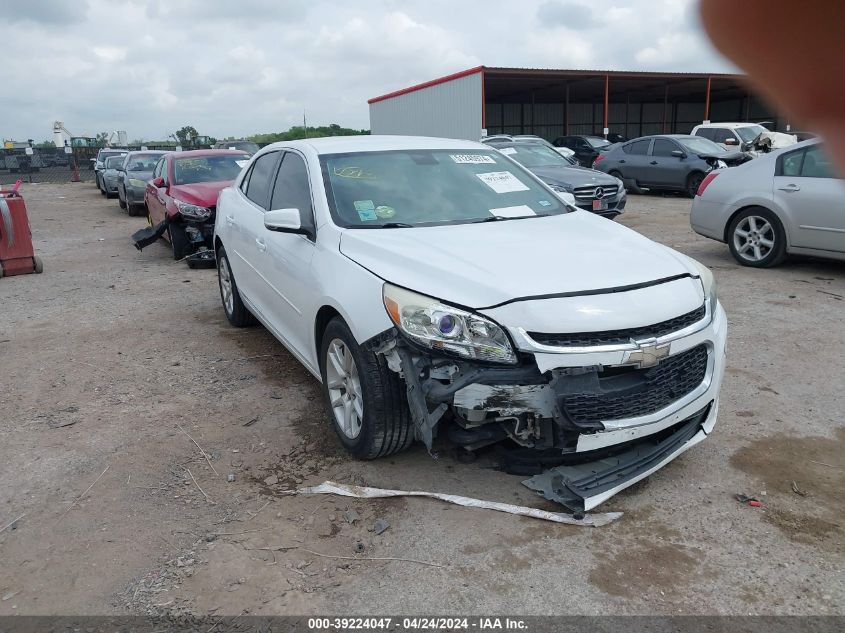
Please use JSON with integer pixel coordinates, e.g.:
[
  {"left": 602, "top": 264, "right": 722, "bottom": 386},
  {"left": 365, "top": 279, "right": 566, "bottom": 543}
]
[
  {"left": 354, "top": 200, "right": 378, "bottom": 221},
  {"left": 450, "top": 154, "right": 496, "bottom": 164},
  {"left": 499, "top": 147, "right": 517, "bottom": 156},
  {"left": 476, "top": 171, "right": 530, "bottom": 194},
  {"left": 490, "top": 205, "right": 536, "bottom": 218}
]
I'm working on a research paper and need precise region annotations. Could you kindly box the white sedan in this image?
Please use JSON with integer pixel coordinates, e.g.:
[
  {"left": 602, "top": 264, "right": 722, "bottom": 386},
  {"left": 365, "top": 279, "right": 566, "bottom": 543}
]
[
  {"left": 691, "top": 139, "right": 845, "bottom": 266},
  {"left": 214, "top": 135, "right": 727, "bottom": 511}
]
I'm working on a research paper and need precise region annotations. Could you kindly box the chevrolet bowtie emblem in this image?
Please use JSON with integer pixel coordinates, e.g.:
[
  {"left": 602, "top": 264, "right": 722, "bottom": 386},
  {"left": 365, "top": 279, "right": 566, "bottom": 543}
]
[{"left": 624, "top": 339, "right": 670, "bottom": 368}]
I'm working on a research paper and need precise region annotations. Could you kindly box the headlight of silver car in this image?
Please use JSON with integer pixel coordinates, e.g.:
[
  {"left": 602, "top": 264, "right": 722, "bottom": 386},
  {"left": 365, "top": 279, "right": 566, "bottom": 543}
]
[
  {"left": 690, "top": 259, "right": 717, "bottom": 303},
  {"left": 128, "top": 178, "right": 146, "bottom": 188},
  {"left": 174, "top": 199, "right": 212, "bottom": 221},
  {"left": 382, "top": 283, "right": 517, "bottom": 364}
]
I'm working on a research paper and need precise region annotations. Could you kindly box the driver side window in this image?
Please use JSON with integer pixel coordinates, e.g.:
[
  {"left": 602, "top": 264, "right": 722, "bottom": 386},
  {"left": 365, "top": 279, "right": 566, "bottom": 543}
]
[{"left": 270, "top": 152, "right": 315, "bottom": 236}]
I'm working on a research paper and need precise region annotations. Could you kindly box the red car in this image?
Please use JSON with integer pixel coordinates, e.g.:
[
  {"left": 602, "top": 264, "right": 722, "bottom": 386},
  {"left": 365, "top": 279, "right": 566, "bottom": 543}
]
[{"left": 144, "top": 149, "right": 249, "bottom": 263}]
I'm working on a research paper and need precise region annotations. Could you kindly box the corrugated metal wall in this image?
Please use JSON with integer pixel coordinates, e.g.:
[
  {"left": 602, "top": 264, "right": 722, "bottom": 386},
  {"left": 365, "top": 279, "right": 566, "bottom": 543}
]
[{"left": 369, "top": 72, "right": 483, "bottom": 140}]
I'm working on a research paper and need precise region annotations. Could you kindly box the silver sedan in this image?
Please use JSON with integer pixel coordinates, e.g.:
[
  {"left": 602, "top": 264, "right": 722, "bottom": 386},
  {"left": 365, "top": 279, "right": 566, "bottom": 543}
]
[{"left": 690, "top": 139, "right": 845, "bottom": 267}]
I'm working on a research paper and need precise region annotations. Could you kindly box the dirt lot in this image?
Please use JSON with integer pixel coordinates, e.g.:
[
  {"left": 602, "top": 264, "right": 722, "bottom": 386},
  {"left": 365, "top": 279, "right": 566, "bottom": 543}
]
[{"left": 1, "top": 183, "right": 842, "bottom": 616}]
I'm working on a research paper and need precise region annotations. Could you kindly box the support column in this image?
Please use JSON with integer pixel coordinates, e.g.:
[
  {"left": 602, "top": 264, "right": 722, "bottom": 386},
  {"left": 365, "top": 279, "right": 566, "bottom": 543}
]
[
  {"left": 624, "top": 92, "right": 630, "bottom": 139},
  {"left": 662, "top": 84, "right": 669, "bottom": 133},
  {"left": 564, "top": 82, "right": 570, "bottom": 135},
  {"left": 704, "top": 76, "right": 712, "bottom": 122},
  {"left": 603, "top": 74, "right": 609, "bottom": 138}
]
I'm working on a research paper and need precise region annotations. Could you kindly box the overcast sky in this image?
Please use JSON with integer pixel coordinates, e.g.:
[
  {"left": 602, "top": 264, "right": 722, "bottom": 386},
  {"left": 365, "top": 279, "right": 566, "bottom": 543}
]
[{"left": 3, "top": 0, "right": 733, "bottom": 142}]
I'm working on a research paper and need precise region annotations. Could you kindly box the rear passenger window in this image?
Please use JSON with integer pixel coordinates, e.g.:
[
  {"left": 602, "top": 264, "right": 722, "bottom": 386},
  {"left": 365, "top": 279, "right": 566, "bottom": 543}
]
[
  {"left": 652, "top": 139, "right": 677, "bottom": 157},
  {"left": 781, "top": 150, "right": 804, "bottom": 177},
  {"left": 244, "top": 152, "right": 279, "bottom": 210},
  {"left": 623, "top": 139, "right": 650, "bottom": 155}
]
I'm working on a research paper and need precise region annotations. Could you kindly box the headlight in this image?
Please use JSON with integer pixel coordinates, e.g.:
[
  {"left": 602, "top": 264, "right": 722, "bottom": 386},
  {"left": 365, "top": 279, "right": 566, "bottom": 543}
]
[
  {"left": 690, "top": 259, "right": 717, "bottom": 303},
  {"left": 174, "top": 199, "right": 212, "bottom": 221},
  {"left": 614, "top": 177, "right": 625, "bottom": 191},
  {"left": 128, "top": 178, "right": 146, "bottom": 188},
  {"left": 548, "top": 183, "right": 573, "bottom": 194},
  {"left": 382, "top": 284, "right": 517, "bottom": 364}
]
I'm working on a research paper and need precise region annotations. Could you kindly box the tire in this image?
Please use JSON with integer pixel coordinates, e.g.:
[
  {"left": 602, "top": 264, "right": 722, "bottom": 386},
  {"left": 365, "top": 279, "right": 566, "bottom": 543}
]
[
  {"left": 686, "top": 171, "right": 706, "bottom": 198},
  {"left": 33, "top": 256, "right": 44, "bottom": 274},
  {"left": 118, "top": 186, "right": 126, "bottom": 210},
  {"left": 168, "top": 225, "right": 190, "bottom": 260},
  {"left": 727, "top": 206, "right": 787, "bottom": 268},
  {"left": 319, "top": 317, "right": 414, "bottom": 459},
  {"left": 217, "top": 246, "right": 255, "bottom": 327}
]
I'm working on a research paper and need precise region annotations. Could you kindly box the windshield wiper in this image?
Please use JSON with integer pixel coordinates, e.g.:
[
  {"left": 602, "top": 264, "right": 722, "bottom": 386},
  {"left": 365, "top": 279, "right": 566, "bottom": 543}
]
[
  {"left": 472, "top": 214, "right": 551, "bottom": 223},
  {"left": 377, "top": 222, "right": 414, "bottom": 228}
]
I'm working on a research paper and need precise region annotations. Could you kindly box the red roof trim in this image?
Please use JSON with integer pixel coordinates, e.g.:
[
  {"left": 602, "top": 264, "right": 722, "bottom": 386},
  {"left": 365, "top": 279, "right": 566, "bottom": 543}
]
[{"left": 368, "top": 65, "right": 485, "bottom": 104}]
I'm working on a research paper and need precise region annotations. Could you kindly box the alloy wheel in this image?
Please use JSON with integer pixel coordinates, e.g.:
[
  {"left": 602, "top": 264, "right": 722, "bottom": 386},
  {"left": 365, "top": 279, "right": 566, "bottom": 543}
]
[
  {"left": 325, "top": 339, "right": 363, "bottom": 439},
  {"left": 733, "top": 215, "right": 775, "bottom": 263},
  {"left": 218, "top": 255, "right": 235, "bottom": 316}
]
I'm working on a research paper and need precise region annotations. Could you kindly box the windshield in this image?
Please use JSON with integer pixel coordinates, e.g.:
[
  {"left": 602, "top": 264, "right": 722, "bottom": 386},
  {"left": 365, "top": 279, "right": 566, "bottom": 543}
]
[
  {"left": 104, "top": 156, "right": 124, "bottom": 169},
  {"left": 500, "top": 144, "right": 570, "bottom": 168},
  {"left": 173, "top": 154, "right": 247, "bottom": 185},
  {"left": 736, "top": 125, "right": 768, "bottom": 143},
  {"left": 677, "top": 137, "right": 726, "bottom": 154},
  {"left": 585, "top": 137, "right": 611, "bottom": 148},
  {"left": 321, "top": 149, "right": 566, "bottom": 228},
  {"left": 126, "top": 153, "right": 163, "bottom": 171},
  {"left": 99, "top": 150, "right": 125, "bottom": 161}
]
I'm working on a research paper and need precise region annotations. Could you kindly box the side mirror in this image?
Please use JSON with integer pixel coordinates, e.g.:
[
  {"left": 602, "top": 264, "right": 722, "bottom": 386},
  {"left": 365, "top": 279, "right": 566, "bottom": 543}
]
[
  {"left": 670, "top": 150, "right": 686, "bottom": 158},
  {"left": 152, "top": 177, "right": 165, "bottom": 188},
  {"left": 724, "top": 138, "right": 738, "bottom": 146},
  {"left": 264, "top": 208, "right": 307, "bottom": 235}
]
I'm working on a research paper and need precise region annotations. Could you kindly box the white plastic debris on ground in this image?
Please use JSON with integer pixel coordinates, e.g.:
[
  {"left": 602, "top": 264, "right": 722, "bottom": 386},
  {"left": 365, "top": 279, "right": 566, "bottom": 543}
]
[{"left": 297, "top": 481, "right": 622, "bottom": 527}]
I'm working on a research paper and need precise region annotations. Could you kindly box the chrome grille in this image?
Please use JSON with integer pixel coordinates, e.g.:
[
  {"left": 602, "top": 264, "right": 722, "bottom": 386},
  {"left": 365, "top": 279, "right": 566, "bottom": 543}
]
[{"left": 573, "top": 184, "right": 619, "bottom": 201}]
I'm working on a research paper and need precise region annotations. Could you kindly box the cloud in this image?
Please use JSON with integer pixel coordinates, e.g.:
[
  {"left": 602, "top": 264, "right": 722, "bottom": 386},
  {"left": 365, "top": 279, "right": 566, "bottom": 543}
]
[
  {"left": 0, "top": 0, "right": 733, "bottom": 142},
  {"left": 536, "top": 1, "right": 598, "bottom": 29},
  {"left": 5, "top": 0, "right": 89, "bottom": 25}
]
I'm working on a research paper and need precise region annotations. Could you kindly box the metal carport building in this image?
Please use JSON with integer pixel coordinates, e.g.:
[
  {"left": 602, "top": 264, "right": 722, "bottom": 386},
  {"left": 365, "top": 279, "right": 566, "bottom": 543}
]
[{"left": 368, "top": 66, "right": 785, "bottom": 142}]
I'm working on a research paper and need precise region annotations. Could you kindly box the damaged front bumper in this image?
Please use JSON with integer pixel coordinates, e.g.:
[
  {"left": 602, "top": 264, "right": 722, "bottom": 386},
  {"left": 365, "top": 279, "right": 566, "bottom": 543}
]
[{"left": 371, "top": 296, "right": 727, "bottom": 511}]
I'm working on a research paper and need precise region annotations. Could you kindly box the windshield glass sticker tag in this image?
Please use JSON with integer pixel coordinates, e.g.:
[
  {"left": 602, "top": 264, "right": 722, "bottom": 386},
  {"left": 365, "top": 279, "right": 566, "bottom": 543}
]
[
  {"left": 375, "top": 205, "right": 396, "bottom": 219},
  {"left": 499, "top": 147, "right": 517, "bottom": 156},
  {"left": 476, "top": 171, "right": 530, "bottom": 194},
  {"left": 489, "top": 205, "right": 536, "bottom": 218},
  {"left": 538, "top": 200, "right": 552, "bottom": 207},
  {"left": 235, "top": 160, "right": 249, "bottom": 168},
  {"left": 354, "top": 200, "right": 378, "bottom": 221},
  {"left": 450, "top": 154, "right": 497, "bottom": 164}
]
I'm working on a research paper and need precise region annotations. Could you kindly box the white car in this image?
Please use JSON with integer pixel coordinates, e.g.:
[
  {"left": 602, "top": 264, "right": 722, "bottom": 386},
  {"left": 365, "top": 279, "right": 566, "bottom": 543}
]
[
  {"left": 214, "top": 136, "right": 727, "bottom": 512},
  {"left": 691, "top": 122, "right": 797, "bottom": 157},
  {"left": 691, "top": 139, "right": 845, "bottom": 267}
]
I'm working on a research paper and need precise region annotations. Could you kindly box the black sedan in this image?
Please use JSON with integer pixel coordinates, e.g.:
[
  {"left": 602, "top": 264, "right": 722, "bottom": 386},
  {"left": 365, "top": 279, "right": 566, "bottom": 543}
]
[
  {"left": 552, "top": 135, "right": 613, "bottom": 167},
  {"left": 593, "top": 135, "right": 746, "bottom": 197},
  {"left": 488, "top": 140, "right": 626, "bottom": 218}
]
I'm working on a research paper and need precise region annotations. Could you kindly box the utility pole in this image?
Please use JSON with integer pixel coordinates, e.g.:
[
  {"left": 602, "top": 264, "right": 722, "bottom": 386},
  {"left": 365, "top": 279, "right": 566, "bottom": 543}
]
[{"left": 303, "top": 112, "right": 308, "bottom": 139}]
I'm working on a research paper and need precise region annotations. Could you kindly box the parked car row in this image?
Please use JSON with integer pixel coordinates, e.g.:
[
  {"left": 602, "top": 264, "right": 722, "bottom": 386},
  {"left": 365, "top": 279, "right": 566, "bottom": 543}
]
[
  {"left": 210, "top": 134, "right": 728, "bottom": 512},
  {"left": 96, "top": 148, "right": 250, "bottom": 267}
]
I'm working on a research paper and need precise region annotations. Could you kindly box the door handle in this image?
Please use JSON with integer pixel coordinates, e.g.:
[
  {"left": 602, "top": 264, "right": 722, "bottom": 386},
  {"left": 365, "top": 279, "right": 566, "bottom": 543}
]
[
  {"left": 778, "top": 184, "right": 800, "bottom": 192},
  {"left": 650, "top": 161, "right": 658, "bottom": 165},
  {"left": 255, "top": 238, "right": 267, "bottom": 252},
  {"left": 225, "top": 214, "right": 236, "bottom": 225},
  {"left": 618, "top": 159, "right": 626, "bottom": 163}
]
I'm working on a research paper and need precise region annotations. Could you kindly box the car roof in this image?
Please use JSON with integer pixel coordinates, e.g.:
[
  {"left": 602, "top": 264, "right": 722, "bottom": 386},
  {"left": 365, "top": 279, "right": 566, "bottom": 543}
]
[
  {"left": 167, "top": 149, "right": 248, "bottom": 158},
  {"left": 126, "top": 150, "right": 166, "bottom": 156},
  {"left": 263, "top": 135, "right": 489, "bottom": 155},
  {"left": 694, "top": 122, "right": 763, "bottom": 129}
]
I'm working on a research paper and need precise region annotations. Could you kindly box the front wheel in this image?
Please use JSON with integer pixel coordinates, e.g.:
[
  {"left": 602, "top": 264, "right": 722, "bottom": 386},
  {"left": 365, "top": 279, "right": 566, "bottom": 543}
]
[
  {"left": 168, "top": 225, "right": 190, "bottom": 260},
  {"left": 727, "top": 207, "right": 787, "bottom": 267},
  {"left": 319, "top": 318, "right": 414, "bottom": 459},
  {"left": 118, "top": 187, "right": 126, "bottom": 210},
  {"left": 217, "top": 246, "right": 255, "bottom": 327}
]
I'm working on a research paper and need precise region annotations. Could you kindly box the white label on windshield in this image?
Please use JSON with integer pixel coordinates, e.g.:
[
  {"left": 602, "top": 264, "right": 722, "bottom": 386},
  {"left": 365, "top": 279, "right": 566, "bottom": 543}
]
[
  {"left": 229, "top": 146, "right": 236, "bottom": 150},
  {"left": 499, "top": 147, "right": 517, "bottom": 156},
  {"left": 476, "top": 171, "right": 530, "bottom": 194},
  {"left": 450, "top": 154, "right": 496, "bottom": 164},
  {"left": 235, "top": 160, "right": 249, "bottom": 168},
  {"left": 490, "top": 205, "right": 536, "bottom": 218}
]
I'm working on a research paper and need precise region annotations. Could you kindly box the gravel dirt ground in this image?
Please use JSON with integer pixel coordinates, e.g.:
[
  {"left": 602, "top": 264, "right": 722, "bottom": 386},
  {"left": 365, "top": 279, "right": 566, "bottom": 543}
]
[{"left": 0, "top": 183, "right": 842, "bottom": 616}]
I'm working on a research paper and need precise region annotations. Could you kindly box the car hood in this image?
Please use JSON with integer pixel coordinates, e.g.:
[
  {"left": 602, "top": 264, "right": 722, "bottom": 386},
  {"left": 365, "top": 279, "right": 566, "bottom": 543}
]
[
  {"left": 339, "top": 212, "right": 696, "bottom": 309},
  {"left": 170, "top": 181, "right": 232, "bottom": 207},
  {"left": 529, "top": 165, "right": 616, "bottom": 188}
]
